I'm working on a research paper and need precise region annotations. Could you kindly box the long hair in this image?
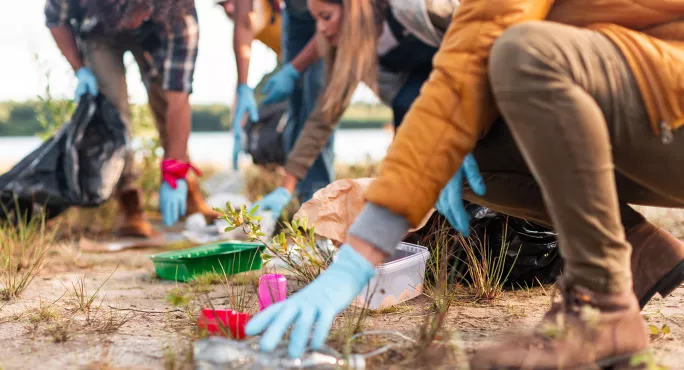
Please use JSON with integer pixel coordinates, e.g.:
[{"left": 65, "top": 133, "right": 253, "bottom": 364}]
[
  {"left": 317, "top": 0, "right": 388, "bottom": 122},
  {"left": 85, "top": 0, "right": 196, "bottom": 33}
]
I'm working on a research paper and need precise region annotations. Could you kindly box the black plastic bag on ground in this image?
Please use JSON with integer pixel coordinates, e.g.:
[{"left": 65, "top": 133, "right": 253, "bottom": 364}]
[
  {"left": 244, "top": 102, "right": 288, "bottom": 166},
  {"left": 0, "top": 95, "right": 127, "bottom": 222},
  {"left": 463, "top": 204, "right": 563, "bottom": 286},
  {"left": 408, "top": 205, "right": 563, "bottom": 288}
]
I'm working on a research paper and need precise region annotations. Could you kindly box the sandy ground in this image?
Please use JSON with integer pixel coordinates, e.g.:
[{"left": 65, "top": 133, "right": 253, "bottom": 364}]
[{"left": 0, "top": 240, "right": 682, "bottom": 370}]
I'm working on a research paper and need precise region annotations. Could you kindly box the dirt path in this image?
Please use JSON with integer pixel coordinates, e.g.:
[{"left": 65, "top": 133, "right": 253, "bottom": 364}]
[{"left": 0, "top": 244, "right": 682, "bottom": 370}]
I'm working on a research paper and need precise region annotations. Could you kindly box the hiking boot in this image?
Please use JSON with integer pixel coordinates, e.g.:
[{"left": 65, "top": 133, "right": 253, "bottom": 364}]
[
  {"left": 115, "top": 188, "right": 159, "bottom": 238},
  {"left": 470, "top": 282, "right": 649, "bottom": 370},
  {"left": 186, "top": 176, "right": 221, "bottom": 223},
  {"left": 628, "top": 220, "right": 684, "bottom": 309}
]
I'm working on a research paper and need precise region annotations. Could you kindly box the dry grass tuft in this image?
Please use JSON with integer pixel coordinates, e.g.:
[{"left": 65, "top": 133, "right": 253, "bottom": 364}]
[{"left": 0, "top": 210, "right": 56, "bottom": 300}]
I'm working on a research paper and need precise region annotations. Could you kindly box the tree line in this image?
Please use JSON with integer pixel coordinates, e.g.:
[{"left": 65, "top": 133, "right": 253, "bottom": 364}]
[{"left": 0, "top": 101, "right": 390, "bottom": 137}]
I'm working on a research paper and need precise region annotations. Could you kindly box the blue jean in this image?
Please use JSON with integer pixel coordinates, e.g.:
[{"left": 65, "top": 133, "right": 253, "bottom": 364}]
[
  {"left": 281, "top": 4, "right": 335, "bottom": 202},
  {"left": 391, "top": 67, "right": 432, "bottom": 129}
]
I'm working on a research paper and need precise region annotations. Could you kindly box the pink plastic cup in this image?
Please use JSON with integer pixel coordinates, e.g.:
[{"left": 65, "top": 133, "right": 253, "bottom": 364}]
[{"left": 258, "top": 274, "right": 287, "bottom": 311}]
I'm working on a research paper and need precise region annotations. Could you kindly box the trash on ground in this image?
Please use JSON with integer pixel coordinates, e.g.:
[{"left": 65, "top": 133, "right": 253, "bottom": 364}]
[
  {"left": 294, "top": 178, "right": 434, "bottom": 246},
  {"left": 353, "top": 242, "right": 430, "bottom": 310},
  {"left": 194, "top": 336, "right": 365, "bottom": 370},
  {"left": 0, "top": 95, "right": 127, "bottom": 222},
  {"left": 149, "top": 241, "right": 265, "bottom": 282},
  {"left": 197, "top": 308, "right": 251, "bottom": 340},
  {"left": 185, "top": 212, "right": 209, "bottom": 231},
  {"left": 258, "top": 274, "right": 287, "bottom": 311},
  {"left": 78, "top": 233, "right": 168, "bottom": 253}
]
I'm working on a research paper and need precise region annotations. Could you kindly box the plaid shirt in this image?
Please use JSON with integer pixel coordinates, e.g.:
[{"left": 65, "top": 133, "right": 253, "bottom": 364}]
[{"left": 44, "top": 0, "right": 199, "bottom": 93}]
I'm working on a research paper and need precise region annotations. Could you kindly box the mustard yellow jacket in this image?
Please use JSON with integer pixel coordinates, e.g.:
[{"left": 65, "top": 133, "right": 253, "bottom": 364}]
[{"left": 365, "top": 0, "right": 684, "bottom": 227}]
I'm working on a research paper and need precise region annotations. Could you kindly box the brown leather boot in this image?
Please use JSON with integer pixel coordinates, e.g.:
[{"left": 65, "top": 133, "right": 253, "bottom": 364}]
[
  {"left": 185, "top": 176, "right": 221, "bottom": 223},
  {"left": 628, "top": 220, "right": 684, "bottom": 309},
  {"left": 114, "top": 188, "right": 159, "bottom": 238},
  {"left": 470, "top": 282, "right": 649, "bottom": 369}
]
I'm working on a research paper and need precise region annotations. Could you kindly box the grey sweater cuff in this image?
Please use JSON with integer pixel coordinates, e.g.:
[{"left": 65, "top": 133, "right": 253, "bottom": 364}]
[{"left": 348, "top": 203, "right": 411, "bottom": 257}]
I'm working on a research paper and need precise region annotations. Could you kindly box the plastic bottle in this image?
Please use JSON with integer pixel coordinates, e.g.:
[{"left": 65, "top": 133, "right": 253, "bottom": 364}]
[{"left": 194, "top": 336, "right": 365, "bottom": 370}]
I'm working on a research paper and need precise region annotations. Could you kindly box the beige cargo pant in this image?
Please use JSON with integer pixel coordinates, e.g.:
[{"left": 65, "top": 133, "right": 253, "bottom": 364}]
[
  {"left": 82, "top": 34, "right": 169, "bottom": 192},
  {"left": 462, "top": 22, "right": 684, "bottom": 294}
]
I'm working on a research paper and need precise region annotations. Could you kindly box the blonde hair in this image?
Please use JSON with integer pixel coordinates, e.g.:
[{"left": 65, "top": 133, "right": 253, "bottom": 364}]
[{"left": 317, "top": 0, "right": 382, "bottom": 121}]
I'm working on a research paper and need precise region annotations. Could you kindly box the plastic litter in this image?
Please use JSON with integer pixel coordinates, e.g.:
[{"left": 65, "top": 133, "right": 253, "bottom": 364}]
[
  {"left": 194, "top": 330, "right": 418, "bottom": 370},
  {"left": 258, "top": 274, "right": 287, "bottom": 310},
  {"left": 353, "top": 242, "right": 430, "bottom": 310},
  {"left": 197, "top": 309, "right": 251, "bottom": 339},
  {"left": 0, "top": 95, "right": 127, "bottom": 222},
  {"left": 149, "top": 241, "right": 266, "bottom": 282},
  {"left": 194, "top": 336, "right": 365, "bottom": 370}
]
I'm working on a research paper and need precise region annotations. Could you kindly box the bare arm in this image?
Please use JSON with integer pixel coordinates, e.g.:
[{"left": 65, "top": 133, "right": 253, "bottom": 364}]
[
  {"left": 49, "top": 26, "right": 84, "bottom": 72},
  {"left": 290, "top": 37, "right": 319, "bottom": 73},
  {"left": 165, "top": 92, "right": 192, "bottom": 160},
  {"left": 228, "top": 0, "right": 254, "bottom": 85}
]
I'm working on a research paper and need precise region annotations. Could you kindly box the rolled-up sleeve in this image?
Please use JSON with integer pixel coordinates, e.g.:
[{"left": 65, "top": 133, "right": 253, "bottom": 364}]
[
  {"left": 45, "top": 0, "right": 71, "bottom": 28},
  {"left": 161, "top": 9, "right": 200, "bottom": 93}
]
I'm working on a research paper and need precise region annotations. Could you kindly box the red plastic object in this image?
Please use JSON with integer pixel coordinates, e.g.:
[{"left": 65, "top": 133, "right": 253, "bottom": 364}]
[{"left": 197, "top": 308, "right": 251, "bottom": 339}]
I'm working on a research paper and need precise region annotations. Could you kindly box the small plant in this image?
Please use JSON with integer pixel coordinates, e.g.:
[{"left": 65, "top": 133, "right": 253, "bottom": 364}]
[
  {"left": 34, "top": 54, "right": 75, "bottom": 141},
  {"left": 189, "top": 271, "right": 223, "bottom": 294},
  {"left": 419, "top": 222, "right": 461, "bottom": 348},
  {"left": 46, "top": 319, "right": 72, "bottom": 343},
  {"left": 0, "top": 209, "right": 56, "bottom": 300},
  {"left": 94, "top": 307, "right": 132, "bottom": 334},
  {"left": 166, "top": 287, "right": 192, "bottom": 308},
  {"left": 216, "top": 202, "right": 332, "bottom": 285},
  {"left": 630, "top": 351, "right": 670, "bottom": 370},
  {"left": 458, "top": 220, "right": 518, "bottom": 300},
  {"left": 66, "top": 267, "right": 117, "bottom": 324},
  {"left": 268, "top": 218, "right": 333, "bottom": 284},
  {"left": 648, "top": 324, "right": 672, "bottom": 342}
]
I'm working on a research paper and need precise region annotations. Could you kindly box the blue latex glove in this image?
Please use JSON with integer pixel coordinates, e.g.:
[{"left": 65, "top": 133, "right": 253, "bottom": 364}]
[
  {"left": 252, "top": 187, "right": 292, "bottom": 220},
  {"left": 232, "top": 84, "right": 259, "bottom": 170},
  {"left": 262, "top": 63, "right": 300, "bottom": 105},
  {"left": 435, "top": 153, "right": 486, "bottom": 236},
  {"left": 74, "top": 67, "right": 98, "bottom": 100},
  {"left": 246, "top": 244, "right": 376, "bottom": 358},
  {"left": 159, "top": 179, "right": 188, "bottom": 227}
]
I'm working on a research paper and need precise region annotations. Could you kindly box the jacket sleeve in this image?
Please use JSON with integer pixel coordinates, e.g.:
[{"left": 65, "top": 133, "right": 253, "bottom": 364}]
[
  {"left": 283, "top": 85, "right": 356, "bottom": 179},
  {"left": 283, "top": 106, "right": 344, "bottom": 179},
  {"left": 365, "top": 0, "right": 554, "bottom": 227}
]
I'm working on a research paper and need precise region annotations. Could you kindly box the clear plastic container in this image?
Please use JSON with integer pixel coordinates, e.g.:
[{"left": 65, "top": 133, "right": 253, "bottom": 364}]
[{"left": 353, "top": 242, "right": 430, "bottom": 310}]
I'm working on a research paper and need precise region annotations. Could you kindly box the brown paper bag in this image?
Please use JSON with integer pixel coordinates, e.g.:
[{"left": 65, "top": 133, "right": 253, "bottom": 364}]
[{"left": 294, "top": 178, "right": 435, "bottom": 246}]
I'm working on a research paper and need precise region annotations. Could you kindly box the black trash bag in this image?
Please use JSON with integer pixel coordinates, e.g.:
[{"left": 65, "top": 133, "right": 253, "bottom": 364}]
[
  {"left": 244, "top": 102, "right": 288, "bottom": 166},
  {"left": 0, "top": 95, "right": 127, "bottom": 222},
  {"left": 464, "top": 204, "right": 563, "bottom": 286}
]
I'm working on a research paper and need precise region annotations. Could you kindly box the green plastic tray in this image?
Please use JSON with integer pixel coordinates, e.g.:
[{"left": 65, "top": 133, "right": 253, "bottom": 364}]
[{"left": 149, "top": 241, "right": 266, "bottom": 282}]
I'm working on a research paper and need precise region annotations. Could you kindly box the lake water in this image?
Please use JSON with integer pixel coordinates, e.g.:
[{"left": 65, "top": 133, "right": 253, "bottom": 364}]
[{"left": 0, "top": 129, "right": 393, "bottom": 169}]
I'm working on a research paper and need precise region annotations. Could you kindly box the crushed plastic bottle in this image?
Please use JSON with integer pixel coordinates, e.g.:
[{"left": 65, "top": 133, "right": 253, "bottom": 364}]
[{"left": 194, "top": 337, "right": 365, "bottom": 370}]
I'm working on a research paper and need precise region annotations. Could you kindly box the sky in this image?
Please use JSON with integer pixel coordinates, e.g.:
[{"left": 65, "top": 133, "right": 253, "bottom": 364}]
[{"left": 0, "top": 0, "right": 376, "bottom": 105}]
